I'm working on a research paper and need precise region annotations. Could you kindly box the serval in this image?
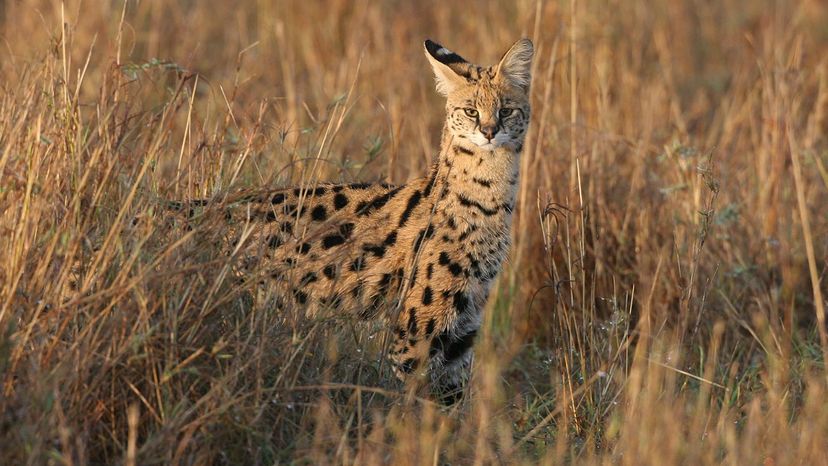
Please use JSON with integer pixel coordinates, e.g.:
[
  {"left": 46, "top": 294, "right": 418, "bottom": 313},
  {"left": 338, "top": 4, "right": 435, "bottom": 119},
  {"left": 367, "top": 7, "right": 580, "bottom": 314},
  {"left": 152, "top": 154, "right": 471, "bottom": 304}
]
[{"left": 175, "top": 38, "right": 533, "bottom": 403}]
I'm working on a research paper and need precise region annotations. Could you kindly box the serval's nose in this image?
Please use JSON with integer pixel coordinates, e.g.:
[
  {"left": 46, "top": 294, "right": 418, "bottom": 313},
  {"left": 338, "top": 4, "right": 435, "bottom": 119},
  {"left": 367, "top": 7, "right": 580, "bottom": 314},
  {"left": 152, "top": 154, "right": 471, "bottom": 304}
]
[{"left": 480, "top": 123, "right": 498, "bottom": 140}]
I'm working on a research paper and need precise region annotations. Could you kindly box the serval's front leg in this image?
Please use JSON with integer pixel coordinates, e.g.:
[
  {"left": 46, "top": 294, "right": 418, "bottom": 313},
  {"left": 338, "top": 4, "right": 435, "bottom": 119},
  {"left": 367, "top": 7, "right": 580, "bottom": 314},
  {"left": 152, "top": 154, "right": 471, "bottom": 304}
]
[{"left": 389, "top": 285, "right": 481, "bottom": 404}]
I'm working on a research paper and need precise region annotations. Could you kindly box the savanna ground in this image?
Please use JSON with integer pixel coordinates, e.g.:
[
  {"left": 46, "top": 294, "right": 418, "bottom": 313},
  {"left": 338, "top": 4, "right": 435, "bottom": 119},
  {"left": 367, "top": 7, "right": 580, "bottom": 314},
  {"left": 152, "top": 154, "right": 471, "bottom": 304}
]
[{"left": 1, "top": 0, "right": 827, "bottom": 464}]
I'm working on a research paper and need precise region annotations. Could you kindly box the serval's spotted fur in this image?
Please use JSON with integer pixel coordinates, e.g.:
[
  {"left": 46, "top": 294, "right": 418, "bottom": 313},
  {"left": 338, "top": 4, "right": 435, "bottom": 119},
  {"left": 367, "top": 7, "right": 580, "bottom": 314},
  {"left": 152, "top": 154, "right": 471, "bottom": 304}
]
[{"left": 177, "top": 38, "right": 533, "bottom": 403}]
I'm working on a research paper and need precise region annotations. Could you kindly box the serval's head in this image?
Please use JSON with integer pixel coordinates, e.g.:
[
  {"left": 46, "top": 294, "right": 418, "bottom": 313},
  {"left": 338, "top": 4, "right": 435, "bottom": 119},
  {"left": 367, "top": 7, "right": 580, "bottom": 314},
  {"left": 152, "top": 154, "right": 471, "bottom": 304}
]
[{"left": 425, "top": 38, "right": 533, "bottom": 151}]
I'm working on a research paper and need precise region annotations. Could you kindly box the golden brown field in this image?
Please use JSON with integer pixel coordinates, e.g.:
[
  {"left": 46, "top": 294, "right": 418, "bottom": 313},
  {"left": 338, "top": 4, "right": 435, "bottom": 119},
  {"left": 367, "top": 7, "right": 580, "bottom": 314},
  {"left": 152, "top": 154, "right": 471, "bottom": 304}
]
[{"left": 1, "top": 0, "right": 827, "bottom": 464}]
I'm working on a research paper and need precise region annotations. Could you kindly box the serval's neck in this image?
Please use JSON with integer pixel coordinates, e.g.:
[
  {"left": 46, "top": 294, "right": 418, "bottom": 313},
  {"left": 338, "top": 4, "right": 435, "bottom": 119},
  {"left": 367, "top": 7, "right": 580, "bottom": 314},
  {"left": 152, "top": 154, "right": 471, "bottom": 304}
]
[{"left": 430, "top": 123, "right": 521, "bottom": 229}]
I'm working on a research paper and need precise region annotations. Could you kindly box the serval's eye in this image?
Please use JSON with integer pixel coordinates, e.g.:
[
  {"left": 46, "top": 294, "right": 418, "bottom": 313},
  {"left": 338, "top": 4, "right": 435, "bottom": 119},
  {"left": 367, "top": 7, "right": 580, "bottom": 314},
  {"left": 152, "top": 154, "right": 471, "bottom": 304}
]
[
  {"left": 463, "top": 108, "right": 479, "bottom": 118},
  {"left": 498, "top": 108, "right": 514, "bottom": 118}
]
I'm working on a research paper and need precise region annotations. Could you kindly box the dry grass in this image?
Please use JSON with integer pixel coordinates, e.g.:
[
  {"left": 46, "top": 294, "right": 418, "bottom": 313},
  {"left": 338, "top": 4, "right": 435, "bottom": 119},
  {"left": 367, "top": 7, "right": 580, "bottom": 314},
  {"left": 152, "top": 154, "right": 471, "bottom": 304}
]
[{"left": 1, "top": 0, "right": 827, "bottom": 464}]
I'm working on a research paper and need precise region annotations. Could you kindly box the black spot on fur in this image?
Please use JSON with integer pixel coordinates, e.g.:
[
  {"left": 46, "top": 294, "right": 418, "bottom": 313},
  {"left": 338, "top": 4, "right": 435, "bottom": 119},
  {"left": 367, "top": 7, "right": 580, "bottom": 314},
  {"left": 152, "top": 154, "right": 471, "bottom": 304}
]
[
  {"left": 295, "top": 186, "right": 327, "bottom": 196},
  {"left": 413, "top": 225, "right": 435, "bottom": 253},
  {"left": 467, "top": 254, "right": 480, "bottom": 273},
  {"left": 280, "top": 221, "right": 293, "bottom": 234},
  {"left": 400, "top": 358, "right": 418, "bottom": 374},
  {"left": 322, "top": 223, "right": 354, "bottom": 250},
  {"left": 362, "top": 243, "right": 386, "bottom": 258},
  {"left": 456, "top": 193, "right": 498, "bottom": 216},
  {"left": 339, "top": 222, "right": 355, "bottom": 238},
  {"left": 311, "top": 205, "right": 328, "bottom": 221},
  {"left": 265, "top": 211, "right": 277, "bottom": 222},
  {"left": 378, "top": 272, "right": 393, "bottom": 292},
  {"left": 323, "top": 264, "right": 337, "bottom": 279},
  {"left": 384, "top": 231, "right": 397, "bottom": 246},
  {"left": 426, "top": 263, "right": 434, "bottom": 279},
  {"left": 425, "top": 318, "right": 436, "bottom": 336},
  {"left": 293, "top": 289, "right": 308, "bottom": 305},
  {"left": 351, "top": 280, "right": 364, "bottom": 298},
  {"left": 367, "top": 293, "right": 385, "bottom": 314},
  {"left": 283, "top": 204, "right": 301, "bottom": 216},
  {"left": 365, "top": 269, "right": 401, "bottom": 315},
  {"left": 458, "top": 225, "right": 477, "bottom": 242},
  {"left": 333, "top": 193, "right": 349, "bottom": 210},
  {"left": 398, "top": 190, "right": 422, "bottom": 227},
  {"left": 452, "top": 291, "right": 470, "bottom": 314},
  {"left": 439, "top": 252, "right": 450, "bottom": 265},
  {"left": 407, "top": 308, "right": 418, "bottom": 336},
  {"left": 300, "top": 271, "right": 318, "bottom": 286},
  {"left": 423, "top": 171, "right": 438, "bottom": 198},
  {"left": 359, "top": 299, "right": 382, "bottom": 320},
  {"left": 409, "top": 264, "right": 419, "bottom": 284},
  {"left": 356, "top": 186, "right": 403, "bottom": 216},
  {"left": 453, "top": 145, "right": 474, "bottom": 156},
  {"left": 472, "top": 177, "right": 492, "bottom": 188},
  {"left": 267, "top": 235, "right": 284, "bottom": 249},
  {"left": 320, "top": 294, "right": 343, "bottom": 309},
  {"left": 297, "top": 242, "right": 311, "bottom": 255},
  {"left": 422, "top": 286, "right": 433, "bottom": 305},
  {"left": 271, "top": 193, "right": 286, "bottom": 205},
  {"left": 322, "top": 234, "right": 345, "bottom": 249},
  {"left": 350, "top": 256, "right": 365, "bottom": 272}
]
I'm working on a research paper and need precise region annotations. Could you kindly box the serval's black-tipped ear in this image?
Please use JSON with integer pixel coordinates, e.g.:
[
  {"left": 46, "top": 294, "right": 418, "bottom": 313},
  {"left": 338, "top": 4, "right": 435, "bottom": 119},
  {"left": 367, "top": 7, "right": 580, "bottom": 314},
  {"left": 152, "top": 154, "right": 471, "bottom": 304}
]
[
  {"left": 496, "top": 38, "right": 534, "bottom": 91},
  {"left": 424, "top": 39, "right": 468, "bottom": 96}
]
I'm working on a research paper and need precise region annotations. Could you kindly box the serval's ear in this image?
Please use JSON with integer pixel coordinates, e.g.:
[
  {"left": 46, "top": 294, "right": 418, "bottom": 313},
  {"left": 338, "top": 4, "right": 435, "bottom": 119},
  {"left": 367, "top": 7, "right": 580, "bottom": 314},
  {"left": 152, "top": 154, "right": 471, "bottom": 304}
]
[
  {"left": 424, "top": 39, "right": 468, "bottom": 96},
  {"left": 495, "top": 38, "right": 534, "bottom": 91}
]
